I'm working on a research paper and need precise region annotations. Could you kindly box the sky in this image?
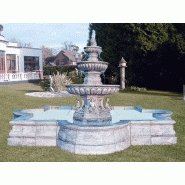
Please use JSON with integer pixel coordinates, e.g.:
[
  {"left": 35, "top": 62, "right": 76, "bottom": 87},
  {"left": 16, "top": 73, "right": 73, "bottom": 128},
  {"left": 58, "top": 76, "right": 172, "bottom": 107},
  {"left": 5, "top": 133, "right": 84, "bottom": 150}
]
[
  {"left": 1, "top": 23, "right": 90, "bottom": 54},
  {"left": 1, "top": 0, "right": 182, "bottom": 56}
]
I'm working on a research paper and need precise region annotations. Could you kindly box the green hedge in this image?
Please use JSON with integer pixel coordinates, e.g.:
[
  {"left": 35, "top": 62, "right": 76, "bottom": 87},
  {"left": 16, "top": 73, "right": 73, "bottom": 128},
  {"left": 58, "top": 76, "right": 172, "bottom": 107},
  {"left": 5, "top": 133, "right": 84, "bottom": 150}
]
[
  {"left": 43, "top": 66, "right": 77, "bottom": 76},
  {"left": 40, "top": 76, "right": 50, "bottom": 91}
]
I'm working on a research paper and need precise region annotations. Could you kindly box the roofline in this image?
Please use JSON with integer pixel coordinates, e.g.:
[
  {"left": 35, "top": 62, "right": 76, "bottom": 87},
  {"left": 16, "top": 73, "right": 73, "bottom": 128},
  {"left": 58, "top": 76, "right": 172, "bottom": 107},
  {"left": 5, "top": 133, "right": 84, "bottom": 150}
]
[
  {"left": 0, "top": 39, "right": 8, "bottom": 43},
  {"left": 7, "top": 46, "right": 42, "bottom": 50}
]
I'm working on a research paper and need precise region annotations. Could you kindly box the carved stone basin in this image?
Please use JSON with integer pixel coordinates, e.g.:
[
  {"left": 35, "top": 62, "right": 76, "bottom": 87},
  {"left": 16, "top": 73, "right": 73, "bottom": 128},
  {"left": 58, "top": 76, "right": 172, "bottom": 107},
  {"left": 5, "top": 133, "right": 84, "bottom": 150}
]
[
  {"left": 84, "top": 45, "right": 102, "bottom": 54},
  {"left": 66, "top": 84, "right": 120, "bottom": 95},
  {"left": 77, "top": 61, "right": 108, "bottom": 72}
]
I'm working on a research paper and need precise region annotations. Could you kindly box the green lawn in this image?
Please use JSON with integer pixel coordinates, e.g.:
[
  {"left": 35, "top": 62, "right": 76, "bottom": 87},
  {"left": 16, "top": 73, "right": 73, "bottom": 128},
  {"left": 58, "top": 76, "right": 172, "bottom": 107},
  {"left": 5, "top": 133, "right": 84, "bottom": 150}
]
[{"left": 0, "top": 83, "right": 185, "bottom": 162}]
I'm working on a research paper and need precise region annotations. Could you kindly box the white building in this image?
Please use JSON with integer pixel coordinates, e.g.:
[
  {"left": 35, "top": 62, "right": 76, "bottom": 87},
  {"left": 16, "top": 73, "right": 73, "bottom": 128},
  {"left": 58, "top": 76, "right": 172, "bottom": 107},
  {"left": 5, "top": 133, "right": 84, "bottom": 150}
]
[{"left": 0, "top": 24, "right": 43, "bottom": 82}]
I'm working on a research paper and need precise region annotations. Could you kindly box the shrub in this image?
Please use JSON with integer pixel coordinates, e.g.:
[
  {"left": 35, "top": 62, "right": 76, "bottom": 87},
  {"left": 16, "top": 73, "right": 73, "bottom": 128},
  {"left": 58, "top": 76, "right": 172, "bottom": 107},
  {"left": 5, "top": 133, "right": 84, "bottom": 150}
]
[
  {"left": 40, "top": 69, "right": 84, "bottom": 91},
  {"left": 71, "top": 78, "right": 84, "bottom": 84},
  {"left": 68, "top": 70, "right": 84, "bottom": 84},
  {"left": 40, "top": 77, "right": 50, "bottom": 91},
  {"left": 124, "top": 86, "right": 147, "bottom": 92},
  {"left": 43, "top": 66, "right": 76, "bottom": 76},
  {"left": 68, "top": 70, "right": 76, "bottom": 79},
  {"left": 52, "top": 71, "right": 73, "bottom": 92},
  {"left": 109, "top": 75, "right": 118, "bottom": 84}
]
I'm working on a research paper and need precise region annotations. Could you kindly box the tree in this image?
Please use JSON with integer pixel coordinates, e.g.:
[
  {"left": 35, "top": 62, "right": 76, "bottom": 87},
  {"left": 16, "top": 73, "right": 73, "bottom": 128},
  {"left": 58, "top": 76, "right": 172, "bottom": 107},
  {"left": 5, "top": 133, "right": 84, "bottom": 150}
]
[
  {"left": 62, "top": 41, "right": 73, "bottom": 50},
  {"left": 62, "top": 41, "right": 79, "bottom": 52},
  {"left": 42, "top": 45, "right": 53, "bottom": 63},
  {"left": 9, "top": 38, "right": 33, "bottom": 47},
  {"left": 88, "top": 23, "right": 185, "bottom": 92},
  {"left": 71, "top": 45, "right": 79, "bottom": 52}
]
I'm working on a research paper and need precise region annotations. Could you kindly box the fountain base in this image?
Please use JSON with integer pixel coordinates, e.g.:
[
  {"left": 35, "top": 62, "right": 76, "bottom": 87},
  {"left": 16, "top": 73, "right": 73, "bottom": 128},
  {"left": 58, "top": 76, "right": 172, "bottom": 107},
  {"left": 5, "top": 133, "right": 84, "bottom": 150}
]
[
  {"left": 73, "top": 95, "right": 113, "bottom": 126},
  {"left": 57, "top": 120, "right": 130, "bottom": 155},
  {"left": 73, "top": 108, "right": 112, "bottom": 126}
]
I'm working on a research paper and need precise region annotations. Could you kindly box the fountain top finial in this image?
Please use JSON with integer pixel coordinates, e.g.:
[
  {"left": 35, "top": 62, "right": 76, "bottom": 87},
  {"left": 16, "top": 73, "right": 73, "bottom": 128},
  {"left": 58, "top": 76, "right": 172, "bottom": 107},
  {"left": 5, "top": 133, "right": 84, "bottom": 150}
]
[{"left": 91, "top": 30, "right": 97, "bottom": 46}]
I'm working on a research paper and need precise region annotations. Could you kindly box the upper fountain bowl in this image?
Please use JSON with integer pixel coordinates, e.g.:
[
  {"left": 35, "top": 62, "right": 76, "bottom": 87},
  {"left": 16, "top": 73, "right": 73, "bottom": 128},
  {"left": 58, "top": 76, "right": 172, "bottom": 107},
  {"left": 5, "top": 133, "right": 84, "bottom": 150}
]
[
  {"left": 84, "top": 45, "right": 102, "bottom": 54},
  {"left": 77, "top": 61, "right": 108, "bottom": 72}
]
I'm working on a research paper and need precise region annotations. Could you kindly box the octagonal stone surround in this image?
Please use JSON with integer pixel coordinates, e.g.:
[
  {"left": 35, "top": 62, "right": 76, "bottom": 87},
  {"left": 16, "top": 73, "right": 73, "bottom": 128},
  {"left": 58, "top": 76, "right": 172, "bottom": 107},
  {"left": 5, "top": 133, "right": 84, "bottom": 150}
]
[{"left": 7, "top": 105, "right": 177, "bottom": 154}]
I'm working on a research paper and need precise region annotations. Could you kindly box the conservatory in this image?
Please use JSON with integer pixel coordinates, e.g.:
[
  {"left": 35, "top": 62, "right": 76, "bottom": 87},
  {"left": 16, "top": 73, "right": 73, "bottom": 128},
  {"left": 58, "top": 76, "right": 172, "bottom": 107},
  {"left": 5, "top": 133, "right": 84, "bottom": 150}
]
[{"left": 0, "top": 24, "right": 43, "bottom": 83}]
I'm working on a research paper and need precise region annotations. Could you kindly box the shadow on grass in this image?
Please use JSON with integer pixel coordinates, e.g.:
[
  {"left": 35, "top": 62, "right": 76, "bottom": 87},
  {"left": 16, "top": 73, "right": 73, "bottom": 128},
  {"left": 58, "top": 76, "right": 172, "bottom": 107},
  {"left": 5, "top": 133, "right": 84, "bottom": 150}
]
[
  {"left": 119, "top": 90, "right": 182, "bottom": 98},
  {"left": 18, "top": 90, "right": 43, "bottom": 93},
  {"left": 30, "top": 82, "right": 43, "bottom": 86},
  {"left": 170, "top": 97, "right": 184, "bottom": 101}
]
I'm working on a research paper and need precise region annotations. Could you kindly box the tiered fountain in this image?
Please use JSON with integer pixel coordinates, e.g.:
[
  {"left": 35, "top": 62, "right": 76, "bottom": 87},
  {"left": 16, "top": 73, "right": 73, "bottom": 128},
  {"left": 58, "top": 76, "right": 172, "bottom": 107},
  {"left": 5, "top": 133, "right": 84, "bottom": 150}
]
[
  {"left": 57, "top": 32, "right": 124, "bottom": 154},
  {"left": 66, "top": 32, "right": 119, "bottom": 125},
  {"left": 8, "top": 31, "right": 177, "bottom": 155}
]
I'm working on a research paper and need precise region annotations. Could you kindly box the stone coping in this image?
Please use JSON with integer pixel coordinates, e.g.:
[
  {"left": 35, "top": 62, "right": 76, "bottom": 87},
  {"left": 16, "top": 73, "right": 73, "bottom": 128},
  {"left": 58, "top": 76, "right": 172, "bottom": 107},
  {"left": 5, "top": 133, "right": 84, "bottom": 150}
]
[
  {"left": 10, "top": 105, "right": 175, "bottom": 126},
  {"left": 58, "top": 120, "right": 129, "bottom": 130},
  {"left": 113, "top": 106, "right": 172, "bottom": 114}
]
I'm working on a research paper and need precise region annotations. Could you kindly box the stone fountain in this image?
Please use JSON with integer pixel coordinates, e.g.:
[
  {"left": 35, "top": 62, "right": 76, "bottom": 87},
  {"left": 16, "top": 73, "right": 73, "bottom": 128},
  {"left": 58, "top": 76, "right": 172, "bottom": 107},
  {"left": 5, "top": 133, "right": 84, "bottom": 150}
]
[
  {"left": 66, "top": 32, "right": 119, "bottom": 126},
  {"left": 57, "top": 32, "right": 123, "bottom": 154},
  {"left": 8, "top": 31, "right": 177, "bottom": 155}
]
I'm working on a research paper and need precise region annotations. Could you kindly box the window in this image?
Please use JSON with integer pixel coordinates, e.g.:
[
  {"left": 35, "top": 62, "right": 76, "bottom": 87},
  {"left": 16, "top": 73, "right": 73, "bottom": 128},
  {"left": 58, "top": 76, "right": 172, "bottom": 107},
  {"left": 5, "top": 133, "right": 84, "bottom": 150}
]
[
  {"left": 6, "top": 54, "right": 16, "bottom": 71},
  {"left": 24, "top": 56, "right": 39, "bottom": 72},
  {"left": 0, "top": 51, "right": 5, "bottom": 71},
  {"left": 17, "top": 56, "right": 19, "bottom": 72}
]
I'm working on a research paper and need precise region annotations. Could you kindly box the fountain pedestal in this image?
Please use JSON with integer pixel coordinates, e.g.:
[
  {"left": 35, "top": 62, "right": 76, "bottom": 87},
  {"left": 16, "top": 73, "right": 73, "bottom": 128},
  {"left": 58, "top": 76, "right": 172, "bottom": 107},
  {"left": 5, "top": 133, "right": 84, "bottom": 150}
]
[{"left": 73, "top": 95, "right": 112, "bottom": 126}]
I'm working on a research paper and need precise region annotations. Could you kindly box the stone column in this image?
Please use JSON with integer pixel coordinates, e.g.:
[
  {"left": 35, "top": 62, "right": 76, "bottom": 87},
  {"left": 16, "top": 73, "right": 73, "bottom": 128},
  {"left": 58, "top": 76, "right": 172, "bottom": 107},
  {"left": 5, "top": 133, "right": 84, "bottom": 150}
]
[
  {"left": 49, "top": 75, "right": 54, "bottom": 92},
  {"left": 39, "top": 70, "right": 43, "bottom": 79},
  {"left": 118, "top": 57, "right": 127, "bottom": 90},
  {"left": 183, "top": 85, "right": 185, "bottom": 101},
  {"left": 4, "top": 51, "right": 7, "bottom": 74},
  {"left": 15, "top": 55, "right": 17, "bottom": 72}
]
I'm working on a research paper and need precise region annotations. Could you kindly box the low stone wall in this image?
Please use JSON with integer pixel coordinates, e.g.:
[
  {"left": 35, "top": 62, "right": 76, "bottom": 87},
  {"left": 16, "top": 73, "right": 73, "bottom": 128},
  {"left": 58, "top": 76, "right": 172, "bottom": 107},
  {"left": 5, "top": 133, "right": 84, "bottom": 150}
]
[
  {"left": 130, "top": 121, "right": 176, "bottom": 146},
  {"left": 0, "top": 79, "right": 42, "bottom": 86},
  {"left": 8, "top": 107, "right": 60, "bottom": 146},
  {"left": 7, "top": 106, "right": 177, "bottom": 155}
]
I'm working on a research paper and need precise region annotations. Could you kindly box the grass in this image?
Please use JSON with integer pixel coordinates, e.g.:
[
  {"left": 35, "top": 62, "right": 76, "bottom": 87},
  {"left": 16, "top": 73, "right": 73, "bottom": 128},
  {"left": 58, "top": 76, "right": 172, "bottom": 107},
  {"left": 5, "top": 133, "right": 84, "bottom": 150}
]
[{"left": 0, "top": 83, "right": 185, "bottom": 162}]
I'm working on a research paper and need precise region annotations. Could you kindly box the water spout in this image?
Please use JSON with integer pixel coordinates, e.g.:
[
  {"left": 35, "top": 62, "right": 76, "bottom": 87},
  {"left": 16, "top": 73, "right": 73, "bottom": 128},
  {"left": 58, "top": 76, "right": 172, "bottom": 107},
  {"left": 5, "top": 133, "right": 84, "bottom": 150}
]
[
  {"left": 102, "top": 71, "right": 105, "bottom": 84},
  {"left": 91, "top": 30, "right": 97, "bottom": 46},
  {"left": 92, "top": 30, "right": 96, "bottom": 39}
]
